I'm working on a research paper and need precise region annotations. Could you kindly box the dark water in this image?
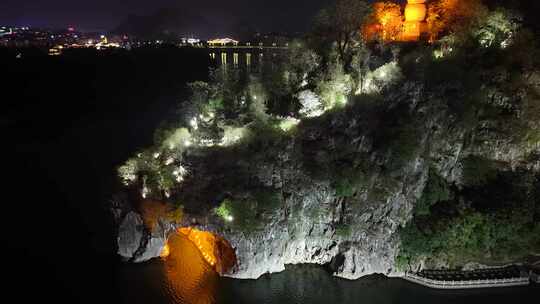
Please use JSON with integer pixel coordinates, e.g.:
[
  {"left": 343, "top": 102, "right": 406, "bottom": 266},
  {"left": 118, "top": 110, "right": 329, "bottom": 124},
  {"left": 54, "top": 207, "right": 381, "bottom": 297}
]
[
  {"left": 2, "top": 48, "right": 211, "bottom": 303},
  {"left": 119, "top": 262, "right": 540, "bottom": 304},
  {"left": 118, "top": 234, "right": 540, "bottom": 304}
]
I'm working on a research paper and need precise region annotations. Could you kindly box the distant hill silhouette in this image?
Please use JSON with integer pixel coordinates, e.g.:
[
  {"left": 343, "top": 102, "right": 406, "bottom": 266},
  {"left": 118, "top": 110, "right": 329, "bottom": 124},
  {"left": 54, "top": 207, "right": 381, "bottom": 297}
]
[{"left": 113, "top": 8, "right": 214, "bottom": 40}]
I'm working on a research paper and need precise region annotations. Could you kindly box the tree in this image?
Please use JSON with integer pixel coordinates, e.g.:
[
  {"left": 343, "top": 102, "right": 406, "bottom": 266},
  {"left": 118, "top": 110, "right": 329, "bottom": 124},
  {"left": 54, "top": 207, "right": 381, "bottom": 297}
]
[
  {"left": 249, "top": 42, "right": 320, "bottom": 116},
  {"left": 284, "top": 40, "right": 321, "bottom": 93},
  {"left": 180, "top": 81, "right": 214, "bottom": 125},
  {"left": 372, "top": 1, "right": 403, "bottom": 42},
  {"left": 350, "top": 40, "right": 372, "bottom": 94},
  {"left": 140, "top": 200, "right": 183, "bottom": 232},
  {"left": 473, "top": 9, "right": 521, "bottom": 48},
  {"left": 426, "top": 0, "right": 487, "bottom": 42},
  {"left": 314, "top": 0, "right": 372, "bottom": 65},
  {"left": 210, "top": 67, "right": 250, "bottom": 119}
]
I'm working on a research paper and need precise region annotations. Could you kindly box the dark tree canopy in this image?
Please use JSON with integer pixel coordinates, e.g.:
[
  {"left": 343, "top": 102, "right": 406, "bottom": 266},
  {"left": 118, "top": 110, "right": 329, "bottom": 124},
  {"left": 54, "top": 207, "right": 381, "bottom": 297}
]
[{"left": 313, "top": 0, "right": 372, "bottom": 64}]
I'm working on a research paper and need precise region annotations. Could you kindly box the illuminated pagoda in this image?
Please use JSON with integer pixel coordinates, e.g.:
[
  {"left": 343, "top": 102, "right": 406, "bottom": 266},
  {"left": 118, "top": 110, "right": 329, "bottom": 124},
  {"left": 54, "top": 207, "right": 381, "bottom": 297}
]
[
  {"left": 363, "top": 0, "right": 431, "bottom": 42},
  {"left": 402, "top": 0, "right": 428, "bottom": 41}
]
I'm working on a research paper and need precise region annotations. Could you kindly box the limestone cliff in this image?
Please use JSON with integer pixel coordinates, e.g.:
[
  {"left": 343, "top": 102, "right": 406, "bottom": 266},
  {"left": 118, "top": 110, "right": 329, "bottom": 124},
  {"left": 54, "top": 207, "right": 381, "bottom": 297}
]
[{"left": 112, "top": 71, "right": 539, "bottom": 279}]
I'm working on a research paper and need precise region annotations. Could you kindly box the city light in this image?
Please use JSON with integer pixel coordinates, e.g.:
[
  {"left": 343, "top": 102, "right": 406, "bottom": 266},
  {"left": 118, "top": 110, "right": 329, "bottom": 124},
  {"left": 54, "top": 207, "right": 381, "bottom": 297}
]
[{"left": 207, "top": 38, "right": 239, "bottom": 46}]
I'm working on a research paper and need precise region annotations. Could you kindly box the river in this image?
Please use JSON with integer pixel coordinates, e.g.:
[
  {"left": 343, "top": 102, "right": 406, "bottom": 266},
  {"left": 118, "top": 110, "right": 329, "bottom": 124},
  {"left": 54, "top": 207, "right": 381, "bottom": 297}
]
[{"left": 117, "top": 234, "right": 539, "bottom": 304}]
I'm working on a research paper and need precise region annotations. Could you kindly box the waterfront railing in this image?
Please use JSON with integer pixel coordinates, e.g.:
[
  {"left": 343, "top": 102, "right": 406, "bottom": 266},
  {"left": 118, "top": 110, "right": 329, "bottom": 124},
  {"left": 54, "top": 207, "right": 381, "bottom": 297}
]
[{"left": 404, "top": 272, "right": 530, "bottom": 289}]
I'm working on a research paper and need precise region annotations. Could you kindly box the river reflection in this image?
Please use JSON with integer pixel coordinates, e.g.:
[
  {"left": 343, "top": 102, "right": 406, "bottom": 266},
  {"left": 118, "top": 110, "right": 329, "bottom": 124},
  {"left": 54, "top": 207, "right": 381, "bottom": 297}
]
[
  {"left": 119, "top": 254, "right": 539, "bottom": 304},
  {"left": 163, "top": 233, "right": 220, "bottom": 304}
]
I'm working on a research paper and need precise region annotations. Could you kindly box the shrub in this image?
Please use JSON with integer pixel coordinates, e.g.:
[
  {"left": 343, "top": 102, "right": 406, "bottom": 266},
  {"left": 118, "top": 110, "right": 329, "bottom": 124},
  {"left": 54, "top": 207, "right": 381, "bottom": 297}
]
[
  {"left": 335, "top": 223, "right": 352, "bottom": 237},
  {"left": 415, "top": 170, "right": 451, "bottom": 216},
  {"left": 333, "top": 178, "right": 356, "bottom": 198},
  {"left": 253, "top": 189, "right": 282, "bottom": 213},
  {"left": 118, "top": 158, "right": 138, "bottom": 186},
  {"left": 332, "top": 162, "right": 371, "bottom": 198},
  {"left": 215, "top": 198, "right": 263, "bottom": 234},
  {"left": 140, "top": 201, "right": 184, "bottom": 232},
  {"left": 161, "top": 128, "right": 192, "bottom": 150},
  {"left": 395, "top": 253, "right": 410, "bottom": 271},
  {"left": 358, "top": 61, "right": 403, "bottom": 94},
  {"left": 298, "top": 90, "right": 324, "bottom": 118},
  {"left": 215, "top": 200, "right": 234, "bottom": 221},
  {"left": 387, "top": 125, "right": 420, "bottom": 170},
  {"left": 461, "top": 156, "right": 497, "bottom": 187},
  {"left": 220, "top": 126, "right": 251, "bottom": 147},
  {"left": 398, "top": 205, "right": 540, "bottom": 267},
  {"left": 473, "top": 9, "right": 521, "bottom": 49}
]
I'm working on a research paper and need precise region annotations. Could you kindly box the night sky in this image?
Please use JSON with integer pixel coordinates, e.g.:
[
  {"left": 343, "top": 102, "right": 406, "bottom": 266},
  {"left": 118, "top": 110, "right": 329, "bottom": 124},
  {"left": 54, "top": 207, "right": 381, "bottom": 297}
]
[{"left": 0, "top": 0, "right": 332, "bottom": 36}]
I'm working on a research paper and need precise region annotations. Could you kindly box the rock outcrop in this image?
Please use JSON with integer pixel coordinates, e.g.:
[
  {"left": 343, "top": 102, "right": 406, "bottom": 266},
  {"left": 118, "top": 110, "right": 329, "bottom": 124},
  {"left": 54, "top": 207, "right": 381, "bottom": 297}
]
[
  {"left": 117, "top": 211, "right": 144, "bottom": 260},
  {"left": 114, "top": 196, "right": 176, "bottom": 263},
  {"left": 112, "top": 78, "right": 538, "bottom": 279}
]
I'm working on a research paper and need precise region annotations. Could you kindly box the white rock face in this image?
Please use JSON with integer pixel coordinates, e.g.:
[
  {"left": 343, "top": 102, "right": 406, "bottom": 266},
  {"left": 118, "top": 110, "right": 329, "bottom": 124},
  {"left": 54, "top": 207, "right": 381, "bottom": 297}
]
[
  {"left": 133, "top": 229, "right": 168, "bottom": 263},
  {"left": 117, "top": 212, "right": 144, "bottom": 260},
  {"left": 215, "top": 168, "right": 425, "bottom": 280},
  {"left": 116, "top": 210, "right": 172, "bottom": 263}
]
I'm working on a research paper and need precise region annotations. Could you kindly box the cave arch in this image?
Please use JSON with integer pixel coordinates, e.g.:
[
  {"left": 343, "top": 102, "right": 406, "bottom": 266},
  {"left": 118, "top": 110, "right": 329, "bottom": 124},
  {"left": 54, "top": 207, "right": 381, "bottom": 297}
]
[{"left": 162, "top": 227, "right": 237, "bottom": 275}]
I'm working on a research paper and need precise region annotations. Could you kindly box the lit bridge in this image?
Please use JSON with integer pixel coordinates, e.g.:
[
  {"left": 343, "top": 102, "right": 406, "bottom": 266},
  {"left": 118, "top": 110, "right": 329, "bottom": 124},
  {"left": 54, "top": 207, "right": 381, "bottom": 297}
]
[{"left": 206, "top": 43, "right": 289, "bottom": 68}]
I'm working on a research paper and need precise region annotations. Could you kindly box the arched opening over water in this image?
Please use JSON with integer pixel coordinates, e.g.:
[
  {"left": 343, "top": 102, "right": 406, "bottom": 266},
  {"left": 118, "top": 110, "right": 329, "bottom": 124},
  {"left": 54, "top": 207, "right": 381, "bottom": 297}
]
[
  {"left": 159, "top": 229, "right": 236, "bottom": 304},
  {"left": 161, "top": 227, "right": 236, "bottom": 275}
]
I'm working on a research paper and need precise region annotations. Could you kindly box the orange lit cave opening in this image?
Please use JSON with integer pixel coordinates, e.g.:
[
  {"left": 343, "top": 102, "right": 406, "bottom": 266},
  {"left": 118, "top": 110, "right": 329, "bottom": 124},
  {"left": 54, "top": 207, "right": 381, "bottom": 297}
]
[
  {"left": 159, "top": 229, "right": 237, "bottom": 304},
  {"left": 160, "top": 227, "right": 237, "bottom": 275}
]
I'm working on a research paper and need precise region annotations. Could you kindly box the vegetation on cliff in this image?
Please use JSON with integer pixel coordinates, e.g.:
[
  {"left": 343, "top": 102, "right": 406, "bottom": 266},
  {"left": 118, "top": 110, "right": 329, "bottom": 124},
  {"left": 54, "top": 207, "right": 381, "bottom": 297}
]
[{"left": 398, "top": 167, "right": 540, "bottom": 269}]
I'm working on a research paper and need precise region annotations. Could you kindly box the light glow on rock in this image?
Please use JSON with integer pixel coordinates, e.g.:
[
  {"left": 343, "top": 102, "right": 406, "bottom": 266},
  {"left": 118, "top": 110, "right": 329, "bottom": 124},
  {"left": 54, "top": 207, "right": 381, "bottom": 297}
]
[
  {"left": 141, "top": 185, "right": 149, "bottom": 199},
  {"left": 190, "top": 117, "right": 199, "bottom": 130},
  {"left": 356, "top": 61, "right": 403, "bottom": 95},
  {"left": 172, "top": 165, "right": 188, "bottom": 184},
  {"left": 220, "top": 126, "right": 248, "bottom": 146},
  {"left": 199, "top": 139, "right": 217, "bottom": 147},
  {"left": 175, "top": 227, "right": 237, "bottom": 273},
  {"left": 278, "top": 116, "right": 301, "bottom": 132},
  {"left": 163, "top": 128, "right": 192, "bottom": 151},
  {"left": 165, "top": 157, "right": 174, "bottom": 166},
  {"left": 298, "top": 90, "right": 324, "bottom": 118},
  {"left": 160, "top": 242, "right": 170, "bottom": 258}
]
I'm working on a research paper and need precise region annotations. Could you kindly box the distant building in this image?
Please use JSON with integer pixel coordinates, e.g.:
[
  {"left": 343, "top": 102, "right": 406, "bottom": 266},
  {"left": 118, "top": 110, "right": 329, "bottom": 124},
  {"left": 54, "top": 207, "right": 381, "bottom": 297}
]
[
  {"left": 0, "top": 26, "right": 13, "bottom": 36},
  {"left": 179, "top": 37, "right": 202, "bottom": 47},
  {"left": 48, "top": 47, "right": 62, "bottom": 56},
  {"left": 181, "top": 37, "right": 200, "bottom": 44},
  {"left": 207, "top": 38, "right": 239, "bottom": 47}
]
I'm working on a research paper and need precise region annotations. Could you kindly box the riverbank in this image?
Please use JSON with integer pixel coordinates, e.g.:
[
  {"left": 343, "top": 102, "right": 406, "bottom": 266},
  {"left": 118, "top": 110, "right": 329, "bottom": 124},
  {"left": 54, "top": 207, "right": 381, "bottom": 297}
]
[{"left": 403, "top": 265, "right": 539, "bottom": 289}]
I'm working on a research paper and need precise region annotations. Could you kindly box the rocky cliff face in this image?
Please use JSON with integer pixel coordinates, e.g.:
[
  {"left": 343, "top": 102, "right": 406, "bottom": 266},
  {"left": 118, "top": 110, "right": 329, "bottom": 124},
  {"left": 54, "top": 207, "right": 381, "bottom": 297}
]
[
  {"left": 113, "top": 196, "right": 176, "bottom": 263},
  {"left": 112, "top": 78, "right": 538, "bottom": 279}
]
